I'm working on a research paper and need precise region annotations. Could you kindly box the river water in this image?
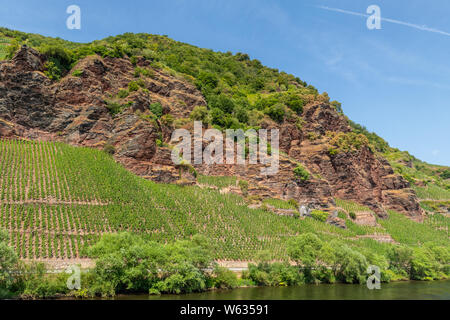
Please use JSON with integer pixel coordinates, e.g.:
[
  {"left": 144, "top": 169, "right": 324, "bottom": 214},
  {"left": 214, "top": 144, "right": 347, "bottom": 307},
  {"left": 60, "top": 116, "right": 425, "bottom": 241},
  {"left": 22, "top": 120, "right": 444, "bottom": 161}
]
[{"left": 114, "top": 280, "right": 450, "bottom": 300}]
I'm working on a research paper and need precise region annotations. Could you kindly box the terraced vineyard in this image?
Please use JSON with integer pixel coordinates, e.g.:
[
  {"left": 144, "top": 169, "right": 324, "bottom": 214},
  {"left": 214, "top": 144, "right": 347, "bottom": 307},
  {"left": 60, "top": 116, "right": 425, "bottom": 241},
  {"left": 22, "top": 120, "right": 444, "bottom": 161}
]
[
  {"left": 0, "top": 139, "right": 367, "bottom": 260},
  {"left": 412, "top": 185, "right": 450, "bottom": 201},
  {"left": 0, "top": 37, "right": 10, "bottom": 60},
  {"left": 335, "top": 198, "right": 374, "bottom": 213},
  {"left": 0, "top": 139, "right": 448, "bottom": 261}
]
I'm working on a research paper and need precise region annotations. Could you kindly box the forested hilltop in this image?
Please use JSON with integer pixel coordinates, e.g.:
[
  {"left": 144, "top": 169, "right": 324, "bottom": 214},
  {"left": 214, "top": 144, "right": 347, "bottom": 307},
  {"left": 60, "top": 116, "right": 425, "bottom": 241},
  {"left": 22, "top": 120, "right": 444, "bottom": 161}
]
[{"left": 0, "top": 27, "right": 448, "bottom": 298}]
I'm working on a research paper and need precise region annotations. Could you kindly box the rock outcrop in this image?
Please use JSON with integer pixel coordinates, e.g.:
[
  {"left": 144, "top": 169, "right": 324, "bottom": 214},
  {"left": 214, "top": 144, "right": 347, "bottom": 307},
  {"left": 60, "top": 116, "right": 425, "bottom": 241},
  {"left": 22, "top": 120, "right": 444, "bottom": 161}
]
[{"left": 0, "top": 46, "right": 424, "bottom": 219}]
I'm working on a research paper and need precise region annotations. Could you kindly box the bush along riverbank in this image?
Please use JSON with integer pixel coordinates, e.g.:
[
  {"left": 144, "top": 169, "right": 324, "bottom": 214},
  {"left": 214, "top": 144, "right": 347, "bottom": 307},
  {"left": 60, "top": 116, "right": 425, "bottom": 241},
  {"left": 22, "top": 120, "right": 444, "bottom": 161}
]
[{"left": 0, "top": 231, "right": 449, "bottom": 299}]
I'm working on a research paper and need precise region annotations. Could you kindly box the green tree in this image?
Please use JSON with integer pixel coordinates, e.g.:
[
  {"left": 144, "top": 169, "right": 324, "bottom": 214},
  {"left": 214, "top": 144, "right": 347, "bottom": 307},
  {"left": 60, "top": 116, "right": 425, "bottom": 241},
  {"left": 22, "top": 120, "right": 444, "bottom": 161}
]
[
  {"left": 331, "top": 242, "right": 368, "bottom": 284},
  {"left": 190, "top": 106, "right": 209, "bottom": 123},
  {"left": 0, "top": 230, "right": 19, "bottom": 298},
  {"left": 264, "top": 103, "right": 285, "bottom": 123},
  {"left": 287, "top": 233, "right": 323, "bottom": 282},
  {"left": 293, "top": 165, "right": 309, "bottom": 182}
]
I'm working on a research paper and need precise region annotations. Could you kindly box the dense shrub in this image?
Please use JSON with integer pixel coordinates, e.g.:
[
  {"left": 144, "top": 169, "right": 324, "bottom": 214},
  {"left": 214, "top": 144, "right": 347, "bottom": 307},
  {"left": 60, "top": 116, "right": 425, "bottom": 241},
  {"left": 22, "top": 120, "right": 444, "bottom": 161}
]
[
  {"left": 310, "top": 210, "right": 329, "bottom": 222},
  {"left": 190, "top": 106, "right": 209, "bottom": 123},
  {"left": 117, "top": 89, "right": 129, "bottom": 98},
  {"left": 283, "top": 94, "right": 304, "bottom": 114},
  {"left": 329, "top": 132, "right": 370, "bottom": 154},
  {"left": 0, "top": 230, "right": 19, "bottom": 298},
  {"left": 441, "top": 169, "right": 450, "bottom": 180},
  {"left": 293, "top": 165, "right": 309, "bottom": 182},
  {"left": 17, "top": 263, "right": 69, "bottom": 299},
  {"left": 44, "top": 61, "right": 62, "bottom": 80},
  {"left": 149, "top": 102, "right": 163, "bottom": 118},
  {"left": 264, "top": 103, "right": 285, "bottom": 123},
  {"left": 330, "top": 242, "right": 368, "bottom": 284},
  {"left": 105, "top": 101, "right": 132, "bottom": 116},
  {"left": 210, "top": 108, "right": 226, "bottom": 127},
  {"left": 209, "top": 94, "right": 235, "bottom": 114},
  {"left": 85, "top": 233, "right": 214, "bottom": 297},
  {"left": 244, "top": 262, "right": 303, "bottom": 287},
  {"left": 128, "top": 81, "right": 140, "bottom": 92},
  {"left": 212, "top": 266, "right": 239, "bottom": 289}
]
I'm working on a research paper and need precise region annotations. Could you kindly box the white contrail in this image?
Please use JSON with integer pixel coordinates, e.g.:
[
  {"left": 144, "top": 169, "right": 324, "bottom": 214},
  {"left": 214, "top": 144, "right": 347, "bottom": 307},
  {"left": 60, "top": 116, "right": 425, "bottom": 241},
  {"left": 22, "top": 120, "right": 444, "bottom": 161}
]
[{"left": 318, "top": 5, "right": 450, "bottom": 37}]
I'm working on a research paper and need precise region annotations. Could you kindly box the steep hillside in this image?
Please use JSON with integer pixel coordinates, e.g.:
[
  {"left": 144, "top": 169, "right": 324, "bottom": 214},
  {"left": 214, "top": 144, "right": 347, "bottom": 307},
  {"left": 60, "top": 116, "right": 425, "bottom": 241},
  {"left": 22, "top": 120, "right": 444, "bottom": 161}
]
[
  {"left": 350, "top": 121, "right": 450, "bottom": 215},
  {"left": 0, "top": 139, "right": 448, "bottom": 262},
  {"left": 0, "top": 28, "right": 430, "bottom": 224}
]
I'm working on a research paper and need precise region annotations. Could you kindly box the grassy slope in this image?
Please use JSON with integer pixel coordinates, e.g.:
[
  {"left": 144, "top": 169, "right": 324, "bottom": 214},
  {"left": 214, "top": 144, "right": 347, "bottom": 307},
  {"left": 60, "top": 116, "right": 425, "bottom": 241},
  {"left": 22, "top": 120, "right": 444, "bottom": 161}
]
[
  {"left": 0, "top": 139, "right": 448, "bottom": 262},
  {"left": 0, "top": 37, "right": 10, "bottom": 59}
]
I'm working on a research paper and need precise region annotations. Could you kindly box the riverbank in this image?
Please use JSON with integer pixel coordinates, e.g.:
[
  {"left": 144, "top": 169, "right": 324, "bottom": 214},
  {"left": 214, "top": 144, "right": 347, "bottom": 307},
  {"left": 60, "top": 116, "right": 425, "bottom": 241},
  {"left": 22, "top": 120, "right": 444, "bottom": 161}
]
[{"left": 70, "top": 280, "right": 450, "bottom": 300}]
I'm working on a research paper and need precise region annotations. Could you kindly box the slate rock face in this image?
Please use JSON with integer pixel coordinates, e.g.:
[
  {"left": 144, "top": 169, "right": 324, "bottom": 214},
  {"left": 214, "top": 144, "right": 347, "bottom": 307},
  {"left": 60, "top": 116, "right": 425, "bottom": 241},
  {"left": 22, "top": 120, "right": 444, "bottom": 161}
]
[{"left": 0, "top": 46, "right": 424, "bottom": 219}]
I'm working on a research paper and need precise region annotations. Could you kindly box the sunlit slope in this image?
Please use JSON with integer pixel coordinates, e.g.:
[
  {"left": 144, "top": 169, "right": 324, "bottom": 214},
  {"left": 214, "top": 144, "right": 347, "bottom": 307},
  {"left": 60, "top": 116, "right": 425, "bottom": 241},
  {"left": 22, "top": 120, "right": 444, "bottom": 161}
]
[
  {"left": 0, "top": 140, "right": 448, "bottom": 260},
  {"left": 0, "top": 139, "right": 352, "bottom": 260}
]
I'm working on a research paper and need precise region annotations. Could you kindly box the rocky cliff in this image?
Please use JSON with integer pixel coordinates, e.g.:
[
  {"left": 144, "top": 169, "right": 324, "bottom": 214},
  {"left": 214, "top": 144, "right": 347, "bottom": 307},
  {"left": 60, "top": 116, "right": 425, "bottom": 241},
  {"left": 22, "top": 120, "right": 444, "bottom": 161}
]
[{"left": 0, "top": 46, "right": 424, "bottom": 220}]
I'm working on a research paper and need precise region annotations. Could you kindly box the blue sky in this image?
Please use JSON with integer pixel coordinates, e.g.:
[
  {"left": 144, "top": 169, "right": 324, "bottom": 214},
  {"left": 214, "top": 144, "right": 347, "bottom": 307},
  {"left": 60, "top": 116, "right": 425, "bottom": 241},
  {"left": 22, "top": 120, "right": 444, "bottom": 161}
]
[{"left": 1, "top": 0, "right": 449, "bottom": 165}]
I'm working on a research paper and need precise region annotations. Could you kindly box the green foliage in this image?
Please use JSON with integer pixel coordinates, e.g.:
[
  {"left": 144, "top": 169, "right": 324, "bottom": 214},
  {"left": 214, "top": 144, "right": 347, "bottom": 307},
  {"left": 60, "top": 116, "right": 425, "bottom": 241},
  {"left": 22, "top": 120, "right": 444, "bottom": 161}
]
[
  {"left": 44, "top": 61, "right": 62, "bottom": 81},
  {"left": 210, "top": 108, "right": 225, "bottom": 127},
  {"left": 293, "top": 165, "right": 309, "bottom": 182},
  {"left": 287, "top": 233, "right": 323, "bottom": 268},
  {"left": 286, "top": 234, "right": 368, "bottom": 284},
  {"left": 128, "top": 81, "right": 140, "bottom": 92},
  {"left": 0, "top": 230, "right": 18, "bottom": 298},
  {"left": 264, "top": 103, "right": 285, "bottom": 123},
  {"left": 212, "top": 266, "right": 238, "bottom": 289},
  {"left": 410, "top": 247, "right": 442, "bottom": 280},
  {"left": 330, "top": 100, "right": 343, "bottom": 114},
  {"left": 413, "top": 185, "right": 450, "bottom": 200},
  {"left": 283, "top": 94, "right": 304, "bottom": 114},
  {"left": 40, "top": 45, "right": 74, "bottom": 80},
  {"left": 117, "top": 89, "right": 129, "bottom": 98},
  {"left": 209, "top": 94, "right": 235, "bottom": 114},
  {"left": 105, "top": 100, "right": 132, "bottom": 116},
  {"left": 244, "top": 262, "right": 303, "bottom": 287},
  {"left": 349, "top": 212, "right": 356, "bottom": 220},
  {"left": 86, "top": 233, "right": 213, "bottom": 296},
  {"left": 189, "top": 106, "right": 209, "bottom": 123},
  {"left": 349, "top": 120, "right": 390, "bottom": 153},
  {"left": 441, "top": 169, "right": 450, "bottom": 180},
  {"left": 331, "top": 243, "right": 368, "bottom": 284},
  {"left": 328, "top": 147, "right": 338, "bottom": 157},
  {"left": 149, "top": 102, "right": 163, "bottom": 118},
  {"left": 4, "top": 39, "right": 19, "bottom": 60},
  {"left": 134, "top": 67, "right": 154, "bottom": 78},
  {"left": 238, "top": 180, "right": 249, "bottom": 197},
  {"left": 310, "top": 210, "right": 329, "bottom": 222},
  {"left": 18, "top": 263, "right": 69, "bottom": 299},
  {"left": 161, "top": 114, "right": 175, "bottom": 127},
  {"left": 329, "top": 132, "right": 370, "bottom": 154},
  {"left": 72, "top": 69, "right": 83, "bottom": 77}
]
